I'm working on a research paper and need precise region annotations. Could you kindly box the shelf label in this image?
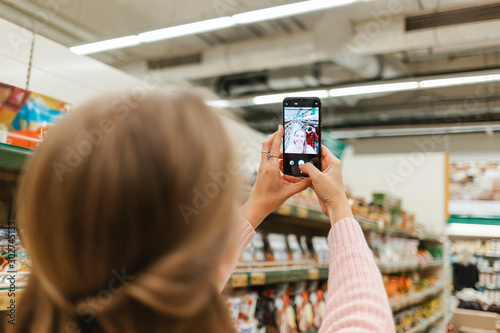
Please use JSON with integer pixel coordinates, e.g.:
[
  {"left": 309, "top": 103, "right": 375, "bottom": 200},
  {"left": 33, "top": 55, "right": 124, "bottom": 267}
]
[
  {"left": 308, "top": 268, "right": 320, "bottom": 280},
  {"left": 231, "top": 274, "right": 248, "bottom": 288},
  {"left": 250, "top": 273, "right": 266, "bottom": 285},
  {"left": 277, "top": 205, "right": 291, "bottom": 215},
  {"left": 297, "top": 207, "right": 308, "bottom": 219}
]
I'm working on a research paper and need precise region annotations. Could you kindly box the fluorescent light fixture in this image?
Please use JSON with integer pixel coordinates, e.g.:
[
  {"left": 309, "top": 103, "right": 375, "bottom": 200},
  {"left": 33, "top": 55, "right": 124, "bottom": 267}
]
[
  {"left": 329, "top": 82, "right": 419, "bottom": 97},
  {"left": 71, "top": 0, "right": 361, "bottom": 54},
  {"left": 331, "top": 124, "right": 500, "bottom": 139},
  {"left": 419, "top": 73, "right": 500, "bottom": 88},
  {"left": 70, "top": 35, "right": 141, "bottom": 55},
  {"left": 139, "top": 17, "right": 235, "bottom": 43},
  {"left": 232, "top": 0, "right": 357, "bottom": 24},
  {"left": 206, "top": 100, "right": 231, "bottom": 108},
  {"left": 251, "top": 90, "right": 329, "bottom": 105}
]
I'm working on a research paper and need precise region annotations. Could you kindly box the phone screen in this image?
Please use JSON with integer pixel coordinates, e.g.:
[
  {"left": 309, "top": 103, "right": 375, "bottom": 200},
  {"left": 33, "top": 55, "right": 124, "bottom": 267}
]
[{"left": 282, "top": 98, "right": 321, "bottom": 177}]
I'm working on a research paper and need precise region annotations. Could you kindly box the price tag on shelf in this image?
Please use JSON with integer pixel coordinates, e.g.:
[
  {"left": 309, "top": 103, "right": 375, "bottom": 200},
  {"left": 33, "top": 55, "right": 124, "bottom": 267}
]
[
  {"left": 277, "top": 205, "right": 291, "bottom": 215},
  {"left": 308, "top": 268, "right": 319, "bottom": 280},
  {"left": 250, "top": 273, "right": 266, "bottom": 285},
  {"left": 297, "top": 207, "right": 308, "bottom": 219},
  {"left": 231, "top": 274, "right": 248, "bottom": 288}
]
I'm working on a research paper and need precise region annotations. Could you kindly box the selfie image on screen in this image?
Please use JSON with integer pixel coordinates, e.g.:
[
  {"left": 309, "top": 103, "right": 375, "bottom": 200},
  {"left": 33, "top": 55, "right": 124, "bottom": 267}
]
[{"left": 284, "top": 107, "right": 319, "bottom": 154}]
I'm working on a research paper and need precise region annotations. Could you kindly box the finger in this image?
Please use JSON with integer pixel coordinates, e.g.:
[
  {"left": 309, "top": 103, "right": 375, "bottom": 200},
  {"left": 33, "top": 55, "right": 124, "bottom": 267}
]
[
  {"left": 283, "top": 174, "right": 305, "bottom": 183},
  {"left": 279, "top": 159, "right": 284, "bottom": 173},
  {"left": 270, "top": 124, "right": 283, "bottom": 157},
  {"left": 320, "top": 145, "right": 339, "bottom": 171},
  {"left": 300, "top": 161, "right": 322, "bottom": 179},
  {"left": 284, "top": 178, "right": 312, "bottom": 196},
  {"left": 260, "top": 132, "right": 277, "bottom": 164}
]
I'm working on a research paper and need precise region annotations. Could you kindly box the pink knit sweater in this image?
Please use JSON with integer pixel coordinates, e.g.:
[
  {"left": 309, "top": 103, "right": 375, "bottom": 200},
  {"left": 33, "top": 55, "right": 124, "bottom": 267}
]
[{"left": 220, "top": 217, "right": 395, "bottom": 333}]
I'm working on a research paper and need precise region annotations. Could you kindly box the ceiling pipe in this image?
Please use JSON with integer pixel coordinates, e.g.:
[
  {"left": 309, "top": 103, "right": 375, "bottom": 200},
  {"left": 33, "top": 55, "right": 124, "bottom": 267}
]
[{"left": 151, "top": 12, "right": 405, "bottom": 82}]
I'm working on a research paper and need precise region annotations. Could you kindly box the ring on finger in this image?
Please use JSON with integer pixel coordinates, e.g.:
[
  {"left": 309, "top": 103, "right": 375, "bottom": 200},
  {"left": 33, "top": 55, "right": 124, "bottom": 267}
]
[
  {"left": 261, "top": 150, "right": 270, "bottom": 153},
  {"left": 267, "top": 153, "right": 279, "bottom": 159}
]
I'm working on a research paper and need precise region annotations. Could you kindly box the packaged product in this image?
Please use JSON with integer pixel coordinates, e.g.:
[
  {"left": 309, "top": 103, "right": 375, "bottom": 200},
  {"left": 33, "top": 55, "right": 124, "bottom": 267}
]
[
  {"left": 251, "top": 233, "right": 266, "bottom": 262},
  {"left": 311, "top": 237, "right": 329, "bottom": 265},
  {"left": 267, "top": 234, "right": 289, "bottom": 263},
  {"left": 295, "top": 291, "right": 314, "bottom": 332},
  {"left": 300, "top": 236, "right": 311, "bottom": 260},
  {"left": 310, "top": 289, "right": 326, "bottom": 328},
  {"left": 274, "top": 293, "right": 298, "bottom": 333},
  {"left": 287, "top": 234, "right": 303, "bottom": 262},
  {"left": 226, "top": 297, "right": 241, "bottom": 328}
]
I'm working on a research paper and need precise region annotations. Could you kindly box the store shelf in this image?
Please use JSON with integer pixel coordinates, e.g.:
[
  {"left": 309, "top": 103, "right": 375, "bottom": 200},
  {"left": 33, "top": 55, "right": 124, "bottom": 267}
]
[
  {"left": 273, "top": 205, "right": 443, "bottom": 243},
  {"left": 0, "top": 143, "right": 31, "bottom": 170},
  {"left": 379, "top": 260, "right": 443, "bottom": 274},
  {"left": 383, "top": 260, "right": 442, "bottom": 274},
  {"left": 229, "top": 267, "right": 329, "bottom": 288},
  {"left": 0, "top": 289, "right": 23, "bottom": 308},
  {"left": 405, "top": 310, "right": 444, "bottom": 333},
  {"left": 390, "top": 286, "right": 443, "bottom": 312}
]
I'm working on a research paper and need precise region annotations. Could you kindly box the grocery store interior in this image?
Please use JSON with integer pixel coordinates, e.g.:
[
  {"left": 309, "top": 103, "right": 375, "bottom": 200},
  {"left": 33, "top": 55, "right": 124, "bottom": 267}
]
[{"left": 0, "top": 0, "right": 500, "bottom": 332}]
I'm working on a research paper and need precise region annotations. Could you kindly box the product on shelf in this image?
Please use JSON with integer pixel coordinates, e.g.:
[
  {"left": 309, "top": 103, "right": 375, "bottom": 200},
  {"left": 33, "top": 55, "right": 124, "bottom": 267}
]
[
  {"left": 252, "top": 233, "right": 266, "bottom": 262},
  {"left": 267, "top": 234, "right": 289, "bottom": 263},
  {"left": 393, "top": 297, "right": 443, "bottom": 333},
  {"left": 287, "top": 235, "right": 303, "bottom": 262},
  {"left": 383, "top": 273, "right": 441, "bottom": 301},
  {"left": 0, "top": 227, "right": 31, "bottom": 285},
  {"left": 310, "top": 289, "right": 326, "bottom": 329},
  {"left": 300, "top": 236, "right": 312, "bottom": 261},
  {"left": 311, "top": 237, "right": 329, "bottom": 266},
  {"left": 368, "top": 233, "right": 420, "bottom": 267}
]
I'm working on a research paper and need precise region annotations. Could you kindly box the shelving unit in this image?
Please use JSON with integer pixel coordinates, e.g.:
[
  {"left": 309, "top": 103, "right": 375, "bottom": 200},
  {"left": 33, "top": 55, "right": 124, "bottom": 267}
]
[
  {"left": 406, "top": 310, "right": 445, "bottom": 333},
  {"left": 274, "top": 205, "right": 444, "bottom": 243},
  {"left": 268, "top": 202, "right": 447, "bottom": 331},
  {"left": 379, "top": 260, "right": 443, "bottom": 274},
  {"left": 0, "top": 143, "right": 31, "bottom": 170},
  {"left": 390, "top": 286, "right": 444, "bottom": 312}
]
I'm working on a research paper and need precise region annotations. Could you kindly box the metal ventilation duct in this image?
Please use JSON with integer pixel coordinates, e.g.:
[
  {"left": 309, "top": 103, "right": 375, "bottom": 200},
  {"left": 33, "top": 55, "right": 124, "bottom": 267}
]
[{"left": 406, "top": 3, "right": 500, "bottom": 31}]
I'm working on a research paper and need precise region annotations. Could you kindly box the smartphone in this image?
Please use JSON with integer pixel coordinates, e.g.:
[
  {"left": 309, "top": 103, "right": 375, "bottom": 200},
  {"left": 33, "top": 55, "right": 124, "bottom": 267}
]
[{"left": 282, "top": 97, "right": 321, "bottom": 177}]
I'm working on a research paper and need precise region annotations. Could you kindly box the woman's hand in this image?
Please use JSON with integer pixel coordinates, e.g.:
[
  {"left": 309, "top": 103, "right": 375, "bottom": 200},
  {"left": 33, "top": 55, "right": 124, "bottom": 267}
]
[
  {"left": 242, "top": 125, "right": 312, "bottom": 229},
  {"left": 297, "top": 145, "right": 353, "bottom": 226}
]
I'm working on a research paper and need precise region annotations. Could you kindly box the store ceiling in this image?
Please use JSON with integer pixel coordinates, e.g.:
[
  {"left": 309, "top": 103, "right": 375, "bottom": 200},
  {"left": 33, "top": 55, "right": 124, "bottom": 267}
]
[{"left": 2, "top": 0, "right": 500, "bottom": 135}]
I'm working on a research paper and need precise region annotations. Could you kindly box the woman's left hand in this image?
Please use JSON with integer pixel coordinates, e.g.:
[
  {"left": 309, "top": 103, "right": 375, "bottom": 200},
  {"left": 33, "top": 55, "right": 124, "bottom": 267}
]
[{"left": 242, "top": 125, "right": 312, "bottom": 229}]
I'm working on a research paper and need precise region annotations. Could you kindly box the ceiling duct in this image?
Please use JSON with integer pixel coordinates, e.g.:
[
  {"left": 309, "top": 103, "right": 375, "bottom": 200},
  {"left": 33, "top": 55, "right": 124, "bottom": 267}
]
[
  {"left": 147, "top": 53, "right": 202, "bottom": 70},
  {"left": 406, "top": 3, "right": 500, "bottom": 31},
  {"left": 151, "top": 12, "right": 404, "bottom": 83}
]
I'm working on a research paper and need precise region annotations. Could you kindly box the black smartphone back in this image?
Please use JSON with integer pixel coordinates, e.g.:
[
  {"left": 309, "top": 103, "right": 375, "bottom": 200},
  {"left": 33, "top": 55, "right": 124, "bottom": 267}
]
[{"left": 282, "top": 97, "right": 321, "bottom": 177}]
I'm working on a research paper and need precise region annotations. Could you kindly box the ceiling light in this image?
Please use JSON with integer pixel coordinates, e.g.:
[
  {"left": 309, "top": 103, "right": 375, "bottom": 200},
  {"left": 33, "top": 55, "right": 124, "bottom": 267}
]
[
  {"left": 139, "top": 17, "right": 235, "bottom": 43},
  {"left": 329, "top": 82, "right": 419, "bottom": 97},
  {"left": 206, "top": 100, "right": 231, "bottom": 108},
  {"left": 71, "top": 0, "right": 361, "bottom": 54},
  {"left": 232, "top": 0, "right": 357, "bottom": 24},
  {"left": 419, "top": 73, "right": 500, "bottom": 88},
  {"left": 70, "top": 35, "right": 141, "bottom": 55},
  {"left": 251, "top": 90, "right": 329, "bottom": 105}
]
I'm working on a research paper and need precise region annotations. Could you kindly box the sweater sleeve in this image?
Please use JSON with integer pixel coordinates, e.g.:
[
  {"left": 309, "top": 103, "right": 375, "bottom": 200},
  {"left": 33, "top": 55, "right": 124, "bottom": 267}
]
[
  {"left": 217, "top": 218, "right": 256, "bottom": 292},
  {"left": 319, "top": 218, "right": 394, "bottom": 333}
]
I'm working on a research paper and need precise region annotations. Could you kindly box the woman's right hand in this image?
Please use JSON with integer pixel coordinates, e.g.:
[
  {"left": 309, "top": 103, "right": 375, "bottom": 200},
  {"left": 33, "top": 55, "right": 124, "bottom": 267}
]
[{"left": 296, "top": 145, "right": 353, "bottom": 226}]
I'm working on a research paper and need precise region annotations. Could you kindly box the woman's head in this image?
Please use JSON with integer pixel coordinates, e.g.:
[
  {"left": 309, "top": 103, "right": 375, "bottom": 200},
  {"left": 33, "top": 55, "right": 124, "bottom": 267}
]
[
  {"left": 14, "top": 88, "right": 237, "bottom": 332},
  {"left": 293, "top": 129, "right": 306, "bottom": 147}
]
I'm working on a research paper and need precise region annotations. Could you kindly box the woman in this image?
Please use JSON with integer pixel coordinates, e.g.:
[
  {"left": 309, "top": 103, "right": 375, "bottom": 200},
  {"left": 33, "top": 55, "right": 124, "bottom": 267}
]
[
  {"left": 286, "top": 128, "right": 316, "bottom": 154},
  {"left": 11, "top": 87, "right": 393, "bottom": 332}
]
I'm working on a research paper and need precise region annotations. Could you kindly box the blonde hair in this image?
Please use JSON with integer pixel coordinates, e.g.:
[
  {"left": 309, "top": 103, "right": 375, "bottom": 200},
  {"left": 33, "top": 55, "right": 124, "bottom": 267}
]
[{"left": 12, "top": 88, "right": 238, "bottom": 332}]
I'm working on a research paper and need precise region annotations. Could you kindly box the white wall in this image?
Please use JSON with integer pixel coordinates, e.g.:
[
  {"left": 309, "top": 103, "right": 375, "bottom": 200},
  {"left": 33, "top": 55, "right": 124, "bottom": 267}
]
[
  {"left": 342, "top": 153, "right": 447, "bottom": 234},
  {"left": 0, "top": 18, "right": 139, "bottom": 105},
  {"left": 345, "top": 132, "right": 499, "bottom": 162}
]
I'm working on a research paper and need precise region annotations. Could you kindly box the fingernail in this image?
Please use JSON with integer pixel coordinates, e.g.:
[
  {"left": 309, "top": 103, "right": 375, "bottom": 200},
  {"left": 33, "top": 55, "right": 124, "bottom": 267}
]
[{"left": 278, "top": 124, "right": 282, "bottom": 130}]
